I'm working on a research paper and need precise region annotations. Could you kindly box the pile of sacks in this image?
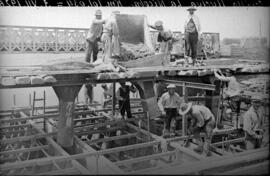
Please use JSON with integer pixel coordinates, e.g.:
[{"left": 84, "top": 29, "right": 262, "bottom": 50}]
[{"left": 119, "top": 42, "right": 155, "bottom": 61}]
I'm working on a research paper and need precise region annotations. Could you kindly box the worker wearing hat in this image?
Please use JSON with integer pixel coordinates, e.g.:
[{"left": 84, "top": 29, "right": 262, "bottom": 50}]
[
  {"left": 149, "top": 21, "right": 175, "bottom": 54},
  {"left": 184, "top": 7, "right": 201, "bottom": 65},
  {"left": 84, "top": 10, "right": 105, "bottom": 105},
  {"left": 213, "top": 68, "right": 251, "bottom": 127},
  {"left": 101, "top": 10, "right": 121, "bottom": 63},
  {"left": 85, "top": 9, "right": 105, "bottom": 63},
  {"left": 116, "top": 80, "right": 137, "bottom": 119},
  {"left": 243, "top": 94, "right": 265, "bottom": 149},
  {"left": 158, "top": 84, "right": 184, "bottom": 136},
  {"left": 179, "top": 102, "right": 215, "bottom": 156}
]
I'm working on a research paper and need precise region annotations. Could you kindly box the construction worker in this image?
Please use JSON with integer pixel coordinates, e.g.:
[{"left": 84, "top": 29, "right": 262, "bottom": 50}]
[
  {"left": 184, "top": 7, "right": 201, "bottom": 65},
  {"left": 158, "top": 84, "right": 184, "bottom": 136},
  {"left": 179, "top": 102, "right": 215, "bottom": 156},
  {"left": 116, "top": 81, "right": 137, "bottom": 119},
  {"left": 84, "top": 83, "right": 96, "bottom": 105},
  {"left": 101, "top": 83, "right": 113, "bottom": 108},
  {"left": 84, "top": 10, "right": 105, "bottom": 105},
  {"left": 85, "top": 9, "right": 105, "bottom": 63},
  {"left": 214, "top": 68, "right": 250, "bottom": 127},
  {"left": 101, "top": 10, "right": 120, "bottom": 64},
  {"left": 149, "top": 21, "right": 174, "bottom": 54},
  {"left": 243, "top": 95, "right": 265, "bottom": 150}
]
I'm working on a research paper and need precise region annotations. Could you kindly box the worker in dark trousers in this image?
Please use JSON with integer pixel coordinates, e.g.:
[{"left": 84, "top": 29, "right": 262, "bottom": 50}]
[
  {"left": 85, "top": 9, "right": 105, "bottom": 63},
  {"left": 158, "top": 84, "right": 183, "bottom": 137},
  {"left": 116, "top": 81, "right": 136, "bottom": 119},
  {"left": 184, "top": 7, "right": 201, "bottom": 65}
]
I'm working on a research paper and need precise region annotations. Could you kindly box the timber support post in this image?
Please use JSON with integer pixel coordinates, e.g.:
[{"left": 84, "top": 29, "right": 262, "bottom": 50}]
[{"left": 53, "top": 85, "right": 82, "bottom": 152}]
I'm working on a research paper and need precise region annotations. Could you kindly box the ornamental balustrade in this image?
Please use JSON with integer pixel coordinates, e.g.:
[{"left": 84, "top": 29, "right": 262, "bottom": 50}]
[{"left": 0, "top": 25, "right": 183, "bottom": 54}]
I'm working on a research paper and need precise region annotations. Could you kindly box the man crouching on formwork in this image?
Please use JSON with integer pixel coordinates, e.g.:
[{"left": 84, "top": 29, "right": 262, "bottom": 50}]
[
  {"left": 243, "top": 95, "right": 267, "bottom": 150},
  {"left": 179, "top": 102, "right": 216, "bottom": 157},
  {"left": 158, "top": 84, "right": 184, "bottom": 137}
]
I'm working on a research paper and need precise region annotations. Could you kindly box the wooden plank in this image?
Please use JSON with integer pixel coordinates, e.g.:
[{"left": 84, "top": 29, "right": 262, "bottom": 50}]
[
  {"left": 0, "top": 123, "right": 31, "bottom": 130},
  {"left": 74, "top": 117, "right": 143, "bottom": 131},
  {"left": 86, "top": 133, "right": 138, "bottom": 145},
  {"left": 169, "top": 142, "right": 205, "bottom": 160},
  {"left": 0, "top": 141, "right": 160, "bottom": 171},
  {"left": 74, "top": 136, "right": 123, "bottom": 174},
  {"left": 152, "top": 147, "right": 269, "bottom": 174},
  {"left": 114, "top": 151, "right": 176, "bottom": 166},
  {"left": 75, "top": 126, "right": 123, "bottom": 136},
  {"left": 211, "top": 137, "right": 245, "bottom": 147},
  {"left": 217, "top": 160, "right": 269, "bottom": 175},
  {"left": 0, "top": 132, "right": 57, "bottom": 145},
  {"left": 0, "top": 113, "right": 58, "bottom": 124},
  {"left": 0, "top": 145, "right": 49, "bottom": 155},
  {"left": 27, "top": 117, "right": 91, "bottom": 175}
]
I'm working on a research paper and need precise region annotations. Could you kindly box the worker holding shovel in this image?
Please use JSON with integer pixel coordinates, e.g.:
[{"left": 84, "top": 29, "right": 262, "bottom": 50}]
[{"left": 179, "top": 102, "right": 215, "bottom": 157}]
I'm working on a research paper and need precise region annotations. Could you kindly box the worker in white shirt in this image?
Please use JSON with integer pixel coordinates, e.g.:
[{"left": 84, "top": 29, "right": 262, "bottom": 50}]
[
  {"left": 158, "top": 84, "right": 184, "bottom": 136},
  {"left": 214, "top": 68, "right": 250, "bottom": 127},
  {"left": 101, "top": 10, "right": 120, "bottom": 64},
  {"left": 184, "top": 7, "right": 201, "bottom": 65},
  {"left": 243, "top": 95, "right": 265, "bottom": 150},
  {"left": 149, "top": 21, "right": 174, "bottom": 54},
  {"left": 179, "top": 103, "right": 215, "bottom": 157}
]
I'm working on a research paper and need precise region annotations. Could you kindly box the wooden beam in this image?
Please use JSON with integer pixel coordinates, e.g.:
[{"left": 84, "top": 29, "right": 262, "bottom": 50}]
[
  {"left": 216, "top": 160, "right": 269, "bottom": 175},
  {"left": 169, "top": 142, "right": 205, "bottom": 160},
  {"left": 27, "top": 117, "right": 91, "bottom": 175},
  {"left": 151, "top": 147, "right": 269, "bottom": 175},
  {"left": 114, "top": 151, "right": 176, "bottom": 166},
  {"left": 74, "top": 117, "right": 143, "bottom": 131},
  {"left": 0, "top": 141, "right": 160, "bottom": 171},
  {"left": 0, "top": 113, "right": 58, "bottom": 124},
  {"left": 0, "top": 145, "right": 49, "bottom": 155},
  {"left": 0, "top": 132, "right": 57, "bottom": 145},
  {"left": 74, "top": 136, "right": 123, "bottom": 174},
  {"left": 0, "top": 123, "right": 31, "bottom": 130},
  {"left": 211, "top": 137, "right": 245, "bottom": 147},
  {"left": 75, "top": 126, "right": 123, "bottom": 136},
  {"left": 86, "top": 133, "right": 138, "bottom": 145}
]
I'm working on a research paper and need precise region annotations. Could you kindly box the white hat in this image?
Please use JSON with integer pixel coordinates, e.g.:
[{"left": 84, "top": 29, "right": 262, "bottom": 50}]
[
  {"left": 155, "top": 20, "right": 163, "bottom": 28},
  {"left": 179, "top": 102, "right": 192, "bottom": 115},
  {"left": 95, "top": 10, "right": 102, "bottom": 16},
  {"left": 167, "top": 84, "right": 176, "bottom": 89}
]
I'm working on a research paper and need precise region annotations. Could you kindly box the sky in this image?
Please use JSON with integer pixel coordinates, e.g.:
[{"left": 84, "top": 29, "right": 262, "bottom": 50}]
[{"left": 0, "top": 7, "right": 269, "bottom": 42}]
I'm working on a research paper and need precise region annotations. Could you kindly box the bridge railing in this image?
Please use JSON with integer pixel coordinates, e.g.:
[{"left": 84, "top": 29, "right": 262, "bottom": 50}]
[{"left": 0, "top": 25, "right": 183, "bottom": 54}]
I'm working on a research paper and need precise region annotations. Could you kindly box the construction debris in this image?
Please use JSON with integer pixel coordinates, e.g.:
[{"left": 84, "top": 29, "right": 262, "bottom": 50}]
[{"left": 119, "top": 42, "right": 155, "bottom": 61}]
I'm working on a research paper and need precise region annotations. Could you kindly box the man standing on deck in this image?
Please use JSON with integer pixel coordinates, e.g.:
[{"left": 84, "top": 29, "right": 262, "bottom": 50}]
[
  {"left": 84, "top": 9, "right": 105, "bottom": 105},
  {"left": 85, "top": 9, "right": 105, "bottom": 63},
  {"left": 184, "top": 7, "right": 201, "bottom": 65},
  {"left": 243, "top": 95, "right": 265, "bottom": 150},
  {"left": 179, "top": 102, "right": 215, "bottom": 157},
  {"left": 149, "top": 21, "right": 175, "bottom": 54},
  {"left": 116, "top": 81, "right": 137, "bottom": 119},
  {"left": 158, "top": 84, "right": 184, "bottom": 136},
  {"left": 101, "top": 10, "right": 120, "bottom": 64}
]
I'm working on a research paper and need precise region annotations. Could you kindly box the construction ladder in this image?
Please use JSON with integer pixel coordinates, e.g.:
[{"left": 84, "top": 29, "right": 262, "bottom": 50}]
[{"left": 32, "top": 91, "right": 46, "bottom": 132}]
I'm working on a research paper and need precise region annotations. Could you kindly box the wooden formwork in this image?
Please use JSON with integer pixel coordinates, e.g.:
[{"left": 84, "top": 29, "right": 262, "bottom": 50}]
[{"left": 0, "top": 111, "right": 92, "bottom": 175}]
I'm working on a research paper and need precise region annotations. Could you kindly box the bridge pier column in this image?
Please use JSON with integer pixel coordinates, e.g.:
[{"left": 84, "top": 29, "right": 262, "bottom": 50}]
[{"left": 53, "top": 85, "right": 82, "bottom": 152}]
